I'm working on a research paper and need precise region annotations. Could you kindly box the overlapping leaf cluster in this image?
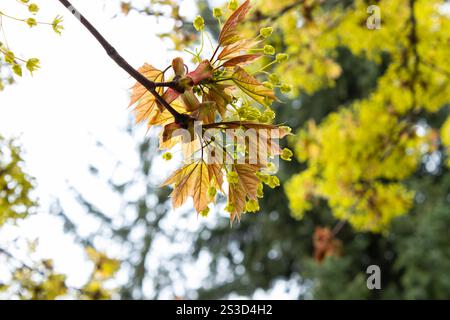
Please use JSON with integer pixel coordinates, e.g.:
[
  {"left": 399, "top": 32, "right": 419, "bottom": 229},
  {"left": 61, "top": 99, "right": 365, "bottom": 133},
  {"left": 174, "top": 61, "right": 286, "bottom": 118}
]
[{"left": 129, "top": 0, "right": 292, "bottom": 221}]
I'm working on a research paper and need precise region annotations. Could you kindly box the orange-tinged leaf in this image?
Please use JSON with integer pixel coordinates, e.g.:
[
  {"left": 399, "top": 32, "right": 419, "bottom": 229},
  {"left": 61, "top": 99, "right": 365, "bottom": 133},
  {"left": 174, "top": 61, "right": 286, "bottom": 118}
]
[
  {"left": 232, "top": 66, "right": 276, "bottom": 107},
  {"left": 313, "top": 227, "right": 343, "bottom": 263},
  {"left": 207, "top": 164, "right": 224, "bottom": 192},
  {"left": 218, "top": 39, "right": 260, "bottom": 61},
  {"left": 161, "top": 162, "right": 199, "bottom": 209},
  {"left": 193, "top": 162, "right": 210, "bottom": 213},
  {"left": 204, "top": 122, "right": 291, "bottom": 166},
  {"left": 228, "top": 164, "right": 259, "bottom": 222},
  {"left": 159, "top": 130, "right": 181, "bottom": 150},
  {"left": 182, "top": 138, "right": 202, "bottom": 161},
  {"left": 218, "top": 0, "right": 252, "bottom": 46},
  {"left": 159, "top": 118, "right": 201, "bottom": 157},
  {"left": 223, "top": 54, "right": 262, "bottom": 67},
  {"left": 129, "top": 63, "right": 164, "bottom": 124},
  {"left": 161, "top": 161, "right": 215, "bottom": 213}
]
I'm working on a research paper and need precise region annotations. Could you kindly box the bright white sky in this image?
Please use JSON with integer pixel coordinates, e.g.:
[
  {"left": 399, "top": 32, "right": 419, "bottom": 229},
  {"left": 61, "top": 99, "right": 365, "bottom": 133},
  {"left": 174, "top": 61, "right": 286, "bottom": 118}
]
[{"left": 0, "top": 0, "right": 298, "bottom": 299}]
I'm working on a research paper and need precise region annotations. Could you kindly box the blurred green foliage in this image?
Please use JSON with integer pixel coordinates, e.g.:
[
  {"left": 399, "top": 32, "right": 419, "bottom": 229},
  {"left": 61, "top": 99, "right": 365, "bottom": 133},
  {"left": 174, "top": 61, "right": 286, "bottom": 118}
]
[{"left": 0, "top": 135, "right": 36, "bottom": 225}]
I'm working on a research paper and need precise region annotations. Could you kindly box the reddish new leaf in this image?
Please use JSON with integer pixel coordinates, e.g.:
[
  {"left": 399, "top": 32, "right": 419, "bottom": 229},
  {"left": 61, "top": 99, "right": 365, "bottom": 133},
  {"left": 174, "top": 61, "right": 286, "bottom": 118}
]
[
  {"left": 218, "top": 0, "right": 252, "bottom": 46},
  {"left": 218, "top": 39, "right": 260, "bottom": 61},
  {"left": 223, "top": 54, "right": 262, "bottom": 68}
]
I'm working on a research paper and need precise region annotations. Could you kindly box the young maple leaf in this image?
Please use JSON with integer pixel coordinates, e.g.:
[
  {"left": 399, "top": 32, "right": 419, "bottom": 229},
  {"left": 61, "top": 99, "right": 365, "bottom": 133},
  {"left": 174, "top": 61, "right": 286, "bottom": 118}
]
[
  {"left": 161, "top": 160, "right": 224, "bottom": 213},
  {"left": 129, "top": 64, "right": 164, "bottom": 124},
  {"left": 202, "top": 84, "right": 233, "bottom": 118},
  {"left": 217, "top": 39, "right": 260, "bottom": 62},
  {"left": 231, "top": 66, "right": 276, "bottom": 107},
  {"left": 218, "top": 0, "right": 252, "bottom": 46},
  {"left": 228, "top": 164, "right": 260, "bottom": 222}
]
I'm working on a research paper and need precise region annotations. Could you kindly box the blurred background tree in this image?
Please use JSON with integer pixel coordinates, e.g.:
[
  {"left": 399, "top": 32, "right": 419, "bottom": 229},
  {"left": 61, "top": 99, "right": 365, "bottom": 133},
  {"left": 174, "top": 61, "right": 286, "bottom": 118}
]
[
  {"left": 0, "top": 136, "right": 120, "bottom": 299},
  {"left": 0, "top": 0, "right": 449, "bottom": 299}
]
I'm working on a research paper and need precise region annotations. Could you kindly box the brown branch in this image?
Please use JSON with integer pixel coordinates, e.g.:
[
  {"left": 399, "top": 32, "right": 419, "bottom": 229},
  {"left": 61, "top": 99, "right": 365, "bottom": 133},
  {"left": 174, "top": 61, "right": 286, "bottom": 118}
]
[{"left": 57, "top": 0, "right": 191, "bottom": 125}]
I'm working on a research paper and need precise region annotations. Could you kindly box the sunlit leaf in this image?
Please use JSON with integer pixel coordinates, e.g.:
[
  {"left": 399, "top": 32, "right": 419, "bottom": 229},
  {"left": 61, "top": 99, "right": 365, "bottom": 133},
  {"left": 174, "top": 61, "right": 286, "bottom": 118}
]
[
  {"left": 232, "top": 66, "right": 276, "bottom": 107},
  {"left": 129, "top": 63, "right": 164, "bottom": 124},
  {"left": 218, "top": 0, "right": 252, "bottom": 46}
]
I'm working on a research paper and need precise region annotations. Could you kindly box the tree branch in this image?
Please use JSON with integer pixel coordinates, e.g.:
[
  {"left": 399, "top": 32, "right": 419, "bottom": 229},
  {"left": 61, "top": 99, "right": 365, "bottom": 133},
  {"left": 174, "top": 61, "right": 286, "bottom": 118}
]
[{"left": 57, "top": 0, "right": 191, "bottom": 125}]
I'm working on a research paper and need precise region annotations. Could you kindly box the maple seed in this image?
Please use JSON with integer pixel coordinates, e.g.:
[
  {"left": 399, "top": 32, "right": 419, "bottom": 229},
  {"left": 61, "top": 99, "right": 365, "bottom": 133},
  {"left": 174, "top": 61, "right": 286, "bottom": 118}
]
[
  {"left": 163, "top": 152, "right": 173, "bottom": 161},
  {"left": 228, "top": 0, "right": 239, "bottom": 11},
  {"left": 263, "top": 45, "right": 276, "bottom": 55},
  {"left": 260, "top": 27, "right": 273, "bottom": 38},
  {"left": 245, "top": 199, "right": 260, "bottom": 213},
  {"left": 200, "top": 207, "right": 210, "bottom": 217},
  {"left": 208, "top": 187, "right": 217, "bottom": 199},
  {"left": 267, "top": 176, "right": 280, "bottom": 189},
  {"left": 269, "top": 74, "right": 281, "bottom": 85},
  {"left": 281, "top": 148, "right": 294, "bottom": 161},
  {"left": 281, "top": 84, "right": 293, "bottom": 94},
  {"left": 227, "top": 171, "right": 239, "bottom": 185},
  {"left": 193, "top": 16, "right": 205, "bottom": 31},
  {"left": 213, "top": 8, "right": 223, "bottom": 18},
  {"left": 276, "top": 53, "right": 289, "bottom": 63}
]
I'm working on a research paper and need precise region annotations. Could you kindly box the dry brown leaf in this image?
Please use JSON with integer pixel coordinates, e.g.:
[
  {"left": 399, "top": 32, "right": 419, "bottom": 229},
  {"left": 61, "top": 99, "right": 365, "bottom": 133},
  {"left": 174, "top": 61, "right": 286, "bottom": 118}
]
[{"left": 193, "top": 162, "right": 210, "bottom": 212}]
